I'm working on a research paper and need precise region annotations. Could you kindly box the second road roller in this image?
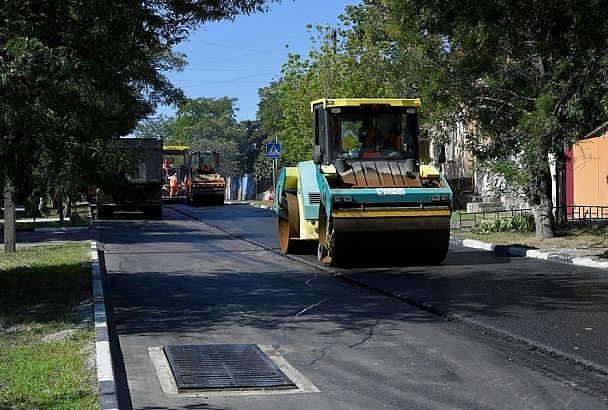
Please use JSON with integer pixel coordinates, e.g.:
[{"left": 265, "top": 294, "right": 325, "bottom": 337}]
[
  {"left": 185, "top": 150, "right": 226, "bottom": 206},
  {"left": 275, "top": 98, "right": 453, "bottom": 266}
]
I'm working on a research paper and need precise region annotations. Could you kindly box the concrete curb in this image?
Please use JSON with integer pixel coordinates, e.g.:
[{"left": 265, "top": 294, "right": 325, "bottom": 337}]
[
  {"left": 90, "top": 241, "right": 119, "bottom": 410},
  {"left": 225, "top": 201, "right": 274, "bottom": 209},
  {"left": 452, "top": 237, "right": 608, "bottom": 270}
]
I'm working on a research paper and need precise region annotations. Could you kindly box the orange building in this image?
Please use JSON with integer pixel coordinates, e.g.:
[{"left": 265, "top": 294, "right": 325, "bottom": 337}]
[{"left": 568, "top": 122, "right": 608, "bottom": 207}]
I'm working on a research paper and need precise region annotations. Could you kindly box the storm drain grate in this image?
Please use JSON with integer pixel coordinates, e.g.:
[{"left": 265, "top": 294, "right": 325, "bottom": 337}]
[{"left": 164, "top": 344, "right": 297, "bottom": 391}]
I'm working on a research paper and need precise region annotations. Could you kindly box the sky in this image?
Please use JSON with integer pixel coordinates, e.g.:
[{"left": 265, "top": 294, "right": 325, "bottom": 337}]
[{"left": 157, "top": 0, "right": 359, "bottom": 122}]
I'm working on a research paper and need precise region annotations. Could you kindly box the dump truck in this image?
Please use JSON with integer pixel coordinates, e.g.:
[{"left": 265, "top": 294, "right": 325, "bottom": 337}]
[
  {"left": 275, "top": 98, "right": 453, "bottom": 266},
  {"left": 185, "top": 150, "right": 225, "bottom": 206},
  {"left": 96, "top": 137, "right": 163, "bottom": 219}
]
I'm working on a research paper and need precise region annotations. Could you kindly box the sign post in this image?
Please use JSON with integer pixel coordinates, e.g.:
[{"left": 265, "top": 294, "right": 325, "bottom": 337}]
[{"left": 266, "top": 143, "right": 281, "bottom": 192}]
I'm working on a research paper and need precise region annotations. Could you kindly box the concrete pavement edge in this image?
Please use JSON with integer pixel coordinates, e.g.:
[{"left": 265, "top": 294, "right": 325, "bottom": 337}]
[
  {"left": 452, "top": 237, "right": 608, "bottom": 270},
  {"left": 91, "top": 241, "right": 119, "bottom": 410}
]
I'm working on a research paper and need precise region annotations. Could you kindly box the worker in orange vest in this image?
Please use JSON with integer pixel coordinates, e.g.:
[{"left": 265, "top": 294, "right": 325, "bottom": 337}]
[{"left": 168, "top": 172, "right": 179, "bottom": 200}]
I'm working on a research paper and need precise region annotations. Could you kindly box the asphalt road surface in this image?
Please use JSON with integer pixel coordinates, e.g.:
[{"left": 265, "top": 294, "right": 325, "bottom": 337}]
[{"left": 97, "top": 204, "right": 608, "bottom": 409}]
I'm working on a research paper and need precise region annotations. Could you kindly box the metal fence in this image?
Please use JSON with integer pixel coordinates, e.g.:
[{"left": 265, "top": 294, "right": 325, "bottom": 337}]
[
  {"left": 456, "top": 205, "right": 608, "bottom": 229},
  {"left": 560, "top": 205, "right": 608, "bottom": 225}
]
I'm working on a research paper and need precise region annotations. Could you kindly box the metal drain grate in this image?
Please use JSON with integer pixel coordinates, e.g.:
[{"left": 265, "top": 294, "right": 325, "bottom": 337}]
[{"left": 164, "top": 344, "right": 296, "bottom": 391}]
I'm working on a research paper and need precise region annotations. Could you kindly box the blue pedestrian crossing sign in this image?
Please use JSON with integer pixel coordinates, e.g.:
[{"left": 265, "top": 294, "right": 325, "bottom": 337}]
[{"left": 266, "top": 143, "right": 281, "bottom": 159}]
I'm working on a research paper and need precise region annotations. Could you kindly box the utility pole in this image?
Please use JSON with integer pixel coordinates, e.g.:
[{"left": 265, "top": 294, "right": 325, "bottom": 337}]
[
  {"left": 272, "top": 135, "right": 278, "bottom": 192},
  {"left": 324, "top": 28, "right": 337, "bottom": 98}
]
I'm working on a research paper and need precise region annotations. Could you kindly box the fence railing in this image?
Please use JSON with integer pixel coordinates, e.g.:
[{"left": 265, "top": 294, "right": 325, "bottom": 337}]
[{"left": 456, "top": 205, "right": 608, "bottom": 229}]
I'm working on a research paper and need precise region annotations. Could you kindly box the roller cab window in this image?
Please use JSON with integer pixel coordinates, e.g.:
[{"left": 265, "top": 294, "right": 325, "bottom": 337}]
[{"left": 327, "top": 108, "right": 418, "bottom": 161}]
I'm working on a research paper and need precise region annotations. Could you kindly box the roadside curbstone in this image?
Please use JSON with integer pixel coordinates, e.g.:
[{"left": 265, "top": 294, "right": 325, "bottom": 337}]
[
  {"left": 453, "top": 237, "right": 608, "bottom": 270},
  {"left": 90, "top": 241, "right": 119, "bottom": 410}
]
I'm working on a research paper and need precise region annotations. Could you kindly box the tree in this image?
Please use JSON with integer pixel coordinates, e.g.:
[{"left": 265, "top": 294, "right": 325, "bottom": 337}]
[
  {"left": 1, "top": 0, "right": 276, "bottom": 251},
  {"left": 134, "top": 115, "right": 173, "bottom": 140},
  {"left": 165, "top": 97, "right": 250, "bottom": 177},
  {"left": 255, "top": 3, "right": 431, "bottom": 172},
  {"left": 383, "top": 0, "right": 608, "bottom": 237},
  {"left": 240, "top": 120, "right": 268, "bottom": 175}
]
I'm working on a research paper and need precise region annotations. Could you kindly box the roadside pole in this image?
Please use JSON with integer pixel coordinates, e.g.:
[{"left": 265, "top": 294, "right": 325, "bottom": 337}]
[
  {"left": 272, "top": 158, "right": 277, "bottom": 192},
  {"left": 266, "top": 142, "right": 281, "bottom": 193}
]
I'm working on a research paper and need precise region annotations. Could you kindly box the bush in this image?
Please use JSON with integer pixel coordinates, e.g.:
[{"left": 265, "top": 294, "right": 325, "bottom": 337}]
[{"left": 477, "top": 213, "right": 535, "bottom": 233}]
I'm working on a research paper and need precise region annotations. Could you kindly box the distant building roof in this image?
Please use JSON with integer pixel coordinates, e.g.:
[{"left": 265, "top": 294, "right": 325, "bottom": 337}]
[{"left": 583, "top": 122, "right": 608, "bottom": 140}]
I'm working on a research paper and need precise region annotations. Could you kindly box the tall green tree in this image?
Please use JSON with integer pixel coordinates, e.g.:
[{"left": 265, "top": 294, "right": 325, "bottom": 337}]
[
  {"left": 256, "top": 30, "right": 333, "bottom": 171},
  {"left": 255, "top": 2, "right": 432, "bottom": 175},
  {"left": 1, "top": 0, "right": 276, "bottom": 251},
  {"left": 165, "top": 97, "right": 246, "bottom": 177},
  {"left": 134, "top": 115, "right": 173, "bottom": 140},
  {"left": 383, "top": 0, "right": 608, "bottom": 237}
]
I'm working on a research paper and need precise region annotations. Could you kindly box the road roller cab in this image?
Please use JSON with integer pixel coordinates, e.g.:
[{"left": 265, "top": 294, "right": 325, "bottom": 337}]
[{"left": 275, "top": 98, "right": 453, "bottom": 266}]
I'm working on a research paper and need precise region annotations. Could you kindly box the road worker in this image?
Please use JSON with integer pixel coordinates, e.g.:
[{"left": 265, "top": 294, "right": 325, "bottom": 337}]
[{"left": 168, "top": 172, "right": 179, "bottom": 200}]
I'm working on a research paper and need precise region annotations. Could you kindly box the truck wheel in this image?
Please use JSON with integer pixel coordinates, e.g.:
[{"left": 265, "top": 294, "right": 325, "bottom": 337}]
[{"left": 278, "top": 193, "right": 299, "bottom": 254}]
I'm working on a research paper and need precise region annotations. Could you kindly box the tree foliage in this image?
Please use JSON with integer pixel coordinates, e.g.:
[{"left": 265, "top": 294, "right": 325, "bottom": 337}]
[
  {"left": 1, "top": 0, "right": 276, "bottom": 205},
  {"left": 381, "top": 0, "right": 608, "bottom": 237},
  {"left": 255, "top": 2, "right": 435, "bottom": 174},
  {"left": 168, "top": 97, "right": 243, "bottom": 177},
  {"left": 136, "top": 97, "right": 265, "bottom": 178}
]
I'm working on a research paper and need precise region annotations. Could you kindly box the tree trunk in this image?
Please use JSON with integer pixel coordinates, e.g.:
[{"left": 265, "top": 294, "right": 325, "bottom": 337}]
[
  {"left": 530, "top": 144, "right": 556, "bottom": 238},
  {"left": 3, "top": 181, "right": 16, "bottom": 253},
  {"left": 64, "top": 197, "right": 71, "bottom": 219},
  {"left": 58, "top": 196, "right": 65, "bottom": 223}
]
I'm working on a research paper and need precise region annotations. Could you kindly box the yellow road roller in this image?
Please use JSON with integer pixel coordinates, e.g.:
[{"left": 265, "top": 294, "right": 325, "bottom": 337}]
[{"left": 275, "top": 98, "right": 453, "bottom": 266}]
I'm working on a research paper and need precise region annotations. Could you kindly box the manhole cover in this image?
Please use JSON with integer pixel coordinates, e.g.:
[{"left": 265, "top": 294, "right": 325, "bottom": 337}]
[{"left": 164, "top": 344, "right": 297, "bottom": 391}]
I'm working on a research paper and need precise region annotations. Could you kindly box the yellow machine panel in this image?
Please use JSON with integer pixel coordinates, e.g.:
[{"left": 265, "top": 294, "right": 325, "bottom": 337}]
[{"left": 283, "top": 167, "right": 299, "bottom": 190}]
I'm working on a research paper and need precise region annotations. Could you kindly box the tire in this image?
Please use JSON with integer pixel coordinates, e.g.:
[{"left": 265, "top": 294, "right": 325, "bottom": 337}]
[{"left": 278, "top": 193, "right": 299, "bottom": 254}]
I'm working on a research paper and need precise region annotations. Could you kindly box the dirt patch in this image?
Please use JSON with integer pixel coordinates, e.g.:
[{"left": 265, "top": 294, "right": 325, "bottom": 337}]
[{"left": 42, "top": 329, "right": 77, "bottom": 342}]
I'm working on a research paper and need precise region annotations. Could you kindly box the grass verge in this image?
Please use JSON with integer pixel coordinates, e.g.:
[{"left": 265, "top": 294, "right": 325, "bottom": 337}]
[{"left": 0, "top": 242, "right": 99, "bottom": 410}]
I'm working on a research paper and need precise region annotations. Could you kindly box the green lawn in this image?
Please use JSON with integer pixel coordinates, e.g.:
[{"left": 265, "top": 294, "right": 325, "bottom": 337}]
[{"left": 0, "top": 243, "right": 99, "bottom": 410}]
